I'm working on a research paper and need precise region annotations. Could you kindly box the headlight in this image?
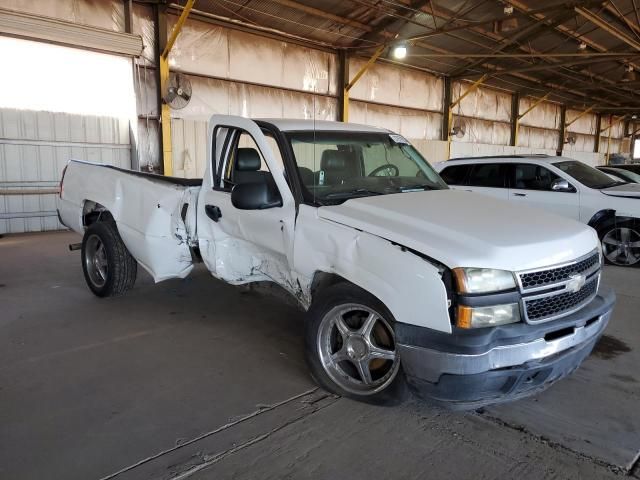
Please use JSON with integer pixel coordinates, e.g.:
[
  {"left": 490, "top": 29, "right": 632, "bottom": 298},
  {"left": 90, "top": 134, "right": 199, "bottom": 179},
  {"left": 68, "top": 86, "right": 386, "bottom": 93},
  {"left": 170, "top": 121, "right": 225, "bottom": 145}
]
[
  {"left": 457, "top": 303, "right": 520, "bottom": 329},
  {"left": 452, "top": 268, "right": 516, "bottom": 294}
]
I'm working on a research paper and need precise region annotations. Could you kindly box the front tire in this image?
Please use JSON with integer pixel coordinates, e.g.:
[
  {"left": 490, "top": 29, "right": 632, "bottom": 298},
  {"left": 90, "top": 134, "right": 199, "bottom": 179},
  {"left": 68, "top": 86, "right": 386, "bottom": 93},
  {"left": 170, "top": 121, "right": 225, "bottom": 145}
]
[
  {"left": 304, "top": 283, "right": 407, "bottom": 405},
  {"left": 600, "top": 221, "right": 640, "bottom": 267},
  {"left": 81, "top": 221, "right": 137, "bottom": 297}
]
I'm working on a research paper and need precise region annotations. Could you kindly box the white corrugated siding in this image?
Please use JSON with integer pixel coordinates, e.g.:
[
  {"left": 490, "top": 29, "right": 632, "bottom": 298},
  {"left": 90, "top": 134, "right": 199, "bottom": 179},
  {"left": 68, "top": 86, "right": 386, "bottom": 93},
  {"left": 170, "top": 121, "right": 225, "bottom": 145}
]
[{"left": 0, "top": 108, "right": 131, "bottom": 234}]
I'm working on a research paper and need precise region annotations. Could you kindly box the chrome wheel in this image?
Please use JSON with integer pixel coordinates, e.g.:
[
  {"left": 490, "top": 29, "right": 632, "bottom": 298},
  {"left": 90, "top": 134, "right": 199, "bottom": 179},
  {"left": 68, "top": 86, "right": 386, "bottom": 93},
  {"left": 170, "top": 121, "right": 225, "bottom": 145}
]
[
  {"left": 84, "top": 234, "right": 109, "bottom": 287},
  {"left": 317, "top": 304, "right": 400, "bottom": 395},
  {"left": 602, "top": 227, "right": 640, "bottom": 266}
]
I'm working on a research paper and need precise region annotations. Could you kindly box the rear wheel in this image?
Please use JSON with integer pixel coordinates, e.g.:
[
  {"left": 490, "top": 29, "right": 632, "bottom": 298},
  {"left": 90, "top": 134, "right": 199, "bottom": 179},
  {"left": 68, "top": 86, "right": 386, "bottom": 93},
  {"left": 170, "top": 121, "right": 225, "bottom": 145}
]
[
  {"left": 600, "top": 223, "right": 640, "bottom": 267},
  {"left": 81, "top": 221, "right": 137, "bottom": 297},
  {"left": 304, "top": 283, "right": 407, "bottom": 404}
]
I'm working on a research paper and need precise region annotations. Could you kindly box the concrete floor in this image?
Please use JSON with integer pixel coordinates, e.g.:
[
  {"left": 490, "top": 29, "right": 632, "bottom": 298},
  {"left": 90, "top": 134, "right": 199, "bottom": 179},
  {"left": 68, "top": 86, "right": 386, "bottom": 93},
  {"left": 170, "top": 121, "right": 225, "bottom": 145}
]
[{"left": 0, "top": 231, "right": 638, "bottom": 480}]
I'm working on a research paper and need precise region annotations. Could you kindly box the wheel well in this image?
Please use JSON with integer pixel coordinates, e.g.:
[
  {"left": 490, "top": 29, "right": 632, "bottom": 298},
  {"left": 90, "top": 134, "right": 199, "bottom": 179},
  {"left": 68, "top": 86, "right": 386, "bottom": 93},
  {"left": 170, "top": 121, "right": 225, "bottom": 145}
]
[
  {"left": 310, "top": 271, "right": 354, "bottom": 302},
  {"left": 588, "top": 209, "right": 616, "bottom": 231},
  {"left": 82, "top": 201, "right": 113, "bottom": 226},
  {"left": 588, "top": 209, "right": 639, "bottom": 235}
]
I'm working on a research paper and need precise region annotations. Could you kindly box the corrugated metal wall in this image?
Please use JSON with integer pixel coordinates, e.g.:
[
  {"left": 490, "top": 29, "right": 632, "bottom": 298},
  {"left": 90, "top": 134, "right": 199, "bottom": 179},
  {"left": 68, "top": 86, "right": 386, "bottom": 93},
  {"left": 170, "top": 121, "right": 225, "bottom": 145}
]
[{"left": 0, "top": 109, "right": 131, "bottom": 234}]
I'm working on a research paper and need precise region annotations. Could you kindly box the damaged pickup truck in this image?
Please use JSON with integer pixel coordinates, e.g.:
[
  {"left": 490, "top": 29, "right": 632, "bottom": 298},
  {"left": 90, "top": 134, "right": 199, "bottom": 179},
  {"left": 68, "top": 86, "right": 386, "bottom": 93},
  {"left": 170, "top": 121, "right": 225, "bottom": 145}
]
[{"left": 58, "top": 115, "right": 615, "bottom": 408}]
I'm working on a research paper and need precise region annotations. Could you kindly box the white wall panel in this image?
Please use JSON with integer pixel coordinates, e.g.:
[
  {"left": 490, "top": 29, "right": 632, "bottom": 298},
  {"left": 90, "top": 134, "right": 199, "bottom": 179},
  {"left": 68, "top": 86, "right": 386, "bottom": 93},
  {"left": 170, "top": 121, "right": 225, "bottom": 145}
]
[
  {"left": 453, "top": 82, "right": 510, "bottom": 122},
  {"left": 173, "top": 75, "right": 337, "bottom": 122},
  {"left": 0, "top": 109, "right": 131, "bottom": 234},
  {"left": 562, "top": 151, "right": 605, "bottom": 167},
  {"left": 518, "top": 98, "right": 560, "bottom": 129},
  {"left": 451, "top": 116, "right": 510, "bottom": 145},
  {"left": 563, "top": 133, "right": 595, "bottom": 154},
  {"left": 517, "top": 125, "right": 559, "bottom": 150},
  {"left": 0, "top": 0, "right": 124, "bottom": 31},
  {"left": 168, "top": 16, "right": 336, "bottom": 96},
  {"left": 350, "top": 101, "right": 442, "bottom": 140},
  {"left": 349, "top": 59, "right": 443, "bottom": 111},
  {"left": 566, "top": 109, "right": 597, "bottom": 135}
]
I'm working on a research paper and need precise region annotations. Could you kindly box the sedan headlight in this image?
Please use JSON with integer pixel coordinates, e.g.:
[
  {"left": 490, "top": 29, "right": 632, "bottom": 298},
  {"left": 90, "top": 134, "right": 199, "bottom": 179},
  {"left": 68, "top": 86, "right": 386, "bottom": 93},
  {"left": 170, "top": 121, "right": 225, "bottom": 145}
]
[
  {"left": 452, "top": 268, "right": 516, "bottom": 294},
  {"left": 457, "top": 303, "right": 521, "bottom": 329}
]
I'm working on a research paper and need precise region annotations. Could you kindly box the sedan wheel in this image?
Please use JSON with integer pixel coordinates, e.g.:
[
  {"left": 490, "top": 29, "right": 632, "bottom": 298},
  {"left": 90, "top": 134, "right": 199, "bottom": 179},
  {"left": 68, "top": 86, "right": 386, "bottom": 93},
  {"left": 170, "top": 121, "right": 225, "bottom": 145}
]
[
  {"left": 316, "top": 303, "right": 400, "bottom": 396},
  {"left": 602, "top": 227, "right": 640, "bottom": 266}
]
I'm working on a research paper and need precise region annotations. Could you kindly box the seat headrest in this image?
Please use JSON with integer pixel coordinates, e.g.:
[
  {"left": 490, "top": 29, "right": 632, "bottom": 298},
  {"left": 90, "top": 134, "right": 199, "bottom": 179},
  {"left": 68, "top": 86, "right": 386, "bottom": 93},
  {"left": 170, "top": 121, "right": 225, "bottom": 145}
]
[
  {"left": 236, "top": 148, "right": 261, "bottom": 171},
  {"left": 321, "top": 150, "right": 350, "bottom": 171}
]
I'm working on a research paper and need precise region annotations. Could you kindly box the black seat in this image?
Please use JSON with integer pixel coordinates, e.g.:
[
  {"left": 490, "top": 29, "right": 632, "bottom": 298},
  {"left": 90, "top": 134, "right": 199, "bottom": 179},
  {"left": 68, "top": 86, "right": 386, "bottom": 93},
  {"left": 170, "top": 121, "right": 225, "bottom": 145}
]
[
  {"left": 320, "top": 150, "right": 360, "bottom": 185},
  {"left": 297, "top": 166, "right": 315, "bottom": 186},
  {"left": 233, "top": 148, "right": 272, "bottom": 185}
]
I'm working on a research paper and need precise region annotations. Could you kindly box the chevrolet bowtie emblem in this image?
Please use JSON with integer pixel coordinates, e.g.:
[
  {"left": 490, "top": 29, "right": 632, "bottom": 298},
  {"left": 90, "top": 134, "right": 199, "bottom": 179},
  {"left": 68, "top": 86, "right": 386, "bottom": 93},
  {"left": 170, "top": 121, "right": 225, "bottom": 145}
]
[{"left": 566, "top": 273, "right": 586, "bottom": 293}]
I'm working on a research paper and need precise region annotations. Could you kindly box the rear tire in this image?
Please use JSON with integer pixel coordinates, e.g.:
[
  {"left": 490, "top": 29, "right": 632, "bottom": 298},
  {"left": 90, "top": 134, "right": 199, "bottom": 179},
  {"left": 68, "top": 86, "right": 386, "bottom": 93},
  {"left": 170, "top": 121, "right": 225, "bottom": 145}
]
[
  {"left": 304, "top": 283, "right": 408, "bottom": 405},
  {"left": 81, "top": 221, "right": 137, "bottom": 297}
]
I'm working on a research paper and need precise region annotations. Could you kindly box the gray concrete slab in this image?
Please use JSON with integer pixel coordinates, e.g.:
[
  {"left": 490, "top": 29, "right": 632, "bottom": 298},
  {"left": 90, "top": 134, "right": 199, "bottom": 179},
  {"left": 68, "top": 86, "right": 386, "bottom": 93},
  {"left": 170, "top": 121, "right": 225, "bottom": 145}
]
[
  {"left": 0, "top": 231, "right": 637, "bottom": 480},
  {"left": 485, "top": 267, "right": 640, "bottom": 471}
]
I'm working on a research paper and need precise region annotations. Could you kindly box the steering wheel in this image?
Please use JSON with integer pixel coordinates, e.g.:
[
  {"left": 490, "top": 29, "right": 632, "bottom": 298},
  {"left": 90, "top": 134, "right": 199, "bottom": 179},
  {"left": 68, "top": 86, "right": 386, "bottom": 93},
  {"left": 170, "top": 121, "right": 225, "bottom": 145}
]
[{"left": 368, "top": 164, "right": 399, "bottom": 177}]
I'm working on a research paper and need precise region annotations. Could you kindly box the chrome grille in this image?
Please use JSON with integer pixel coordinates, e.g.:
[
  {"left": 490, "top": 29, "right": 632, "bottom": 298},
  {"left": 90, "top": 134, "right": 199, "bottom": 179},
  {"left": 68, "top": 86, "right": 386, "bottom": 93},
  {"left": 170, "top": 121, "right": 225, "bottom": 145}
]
[
  {"left": 524, "top": 277, "right": 598, "bottom": 322},
  {"left": 517, "top": 249, "right": 601, "bottom": 323},
  {"left": 519, "top": 252, "right": 600, "bottom": 290}
]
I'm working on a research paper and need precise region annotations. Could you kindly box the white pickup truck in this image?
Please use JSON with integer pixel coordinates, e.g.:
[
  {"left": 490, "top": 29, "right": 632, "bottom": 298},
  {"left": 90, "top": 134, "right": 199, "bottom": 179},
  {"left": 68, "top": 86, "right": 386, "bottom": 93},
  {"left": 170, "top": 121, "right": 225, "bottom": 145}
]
[{"left": 58, "top": 115, "right": 615, "bottom": 408}]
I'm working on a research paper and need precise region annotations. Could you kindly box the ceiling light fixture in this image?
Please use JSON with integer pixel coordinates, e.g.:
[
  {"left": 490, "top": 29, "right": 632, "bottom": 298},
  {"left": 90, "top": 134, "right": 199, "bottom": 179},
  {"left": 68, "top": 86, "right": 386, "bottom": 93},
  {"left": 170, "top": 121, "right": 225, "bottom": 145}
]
[
  {"left": 495, "top": 5, "right": 518, "bottom": 33},
  {"left": 622, "top": 65, "right": 637, "bottom": 82},
  {"left": 578, "top": 41, "right": 587, "bottom": 50},
  {"left": 392, "top": 45, "right": 407, "bottom": 59}
]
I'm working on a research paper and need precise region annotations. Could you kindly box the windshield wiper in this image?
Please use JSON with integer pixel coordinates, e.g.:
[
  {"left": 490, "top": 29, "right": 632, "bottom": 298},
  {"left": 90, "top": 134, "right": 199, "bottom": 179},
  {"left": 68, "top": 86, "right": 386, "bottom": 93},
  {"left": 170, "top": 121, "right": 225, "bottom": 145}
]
[
  {"left": 324, "top": 188, "right": 384, "bottom": 199},
  {"left": 397, "top": 184, "right": 436, "bottom": 192}
]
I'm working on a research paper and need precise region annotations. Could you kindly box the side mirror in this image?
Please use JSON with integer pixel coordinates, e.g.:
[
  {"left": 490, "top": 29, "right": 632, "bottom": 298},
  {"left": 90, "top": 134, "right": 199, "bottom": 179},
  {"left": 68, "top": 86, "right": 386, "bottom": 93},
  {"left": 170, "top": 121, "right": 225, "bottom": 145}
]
[
  {"left": 231, "top": 182, "right": 282, "bottom": 210},
  {"left": 551, "top": 178, "right": 573, "bottom": 192}
]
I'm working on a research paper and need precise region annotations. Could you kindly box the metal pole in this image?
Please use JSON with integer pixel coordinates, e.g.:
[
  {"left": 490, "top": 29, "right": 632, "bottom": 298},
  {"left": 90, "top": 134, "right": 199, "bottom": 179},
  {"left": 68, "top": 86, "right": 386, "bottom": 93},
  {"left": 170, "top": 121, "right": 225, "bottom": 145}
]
[
  {"left": 557, "top": 105, "right": 566, "bottom": 155},
  {"left": 510, "top": 92, "right": 519, "bottom": 147},
  {"left": 337, "top": 50, "right": 348, "bottom": 122}
]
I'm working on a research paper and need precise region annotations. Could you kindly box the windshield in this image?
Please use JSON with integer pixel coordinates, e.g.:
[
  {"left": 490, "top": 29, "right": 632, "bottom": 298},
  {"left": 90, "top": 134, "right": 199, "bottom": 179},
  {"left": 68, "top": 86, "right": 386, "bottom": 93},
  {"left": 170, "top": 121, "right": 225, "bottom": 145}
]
[
  {"left": 553, "top": 160, "right": 622, "bottom": 189},
  {"left": 609, "top": 168, "right": 640, "bottom": 183},
  {"left": 285, "top": 131, "right": 447, "bottom": 205}
]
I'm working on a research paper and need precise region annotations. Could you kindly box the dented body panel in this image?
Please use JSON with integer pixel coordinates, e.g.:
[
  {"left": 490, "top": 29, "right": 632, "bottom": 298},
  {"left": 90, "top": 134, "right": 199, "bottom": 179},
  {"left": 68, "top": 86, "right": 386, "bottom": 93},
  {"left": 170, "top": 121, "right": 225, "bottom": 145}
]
[
  {"left": 58, "top": 161, "right": 197, "bottom": 282},
  {"left": 293, "top": 205, "right": 452, "bottom": 332}
]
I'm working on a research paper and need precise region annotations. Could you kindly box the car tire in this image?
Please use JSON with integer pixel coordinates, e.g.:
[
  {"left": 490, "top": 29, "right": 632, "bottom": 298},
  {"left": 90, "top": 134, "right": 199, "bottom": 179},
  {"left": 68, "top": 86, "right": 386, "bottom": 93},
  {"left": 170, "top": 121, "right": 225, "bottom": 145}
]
[
  {"left": 599, "top": 221, "right": 640, "bottom": 267},
  {"left": 304, "top": 282, "right": 408, "bottom": 405},
  {"left": 81, "top": 221, "right": 137, "bottom": 297}
]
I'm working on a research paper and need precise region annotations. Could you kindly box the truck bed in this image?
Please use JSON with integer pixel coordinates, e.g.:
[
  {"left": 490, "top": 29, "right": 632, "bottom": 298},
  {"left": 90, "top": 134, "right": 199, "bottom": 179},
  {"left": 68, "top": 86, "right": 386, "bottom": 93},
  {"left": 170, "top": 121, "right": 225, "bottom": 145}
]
[{"left": 58, "top": 160, "right": 200, "bottom": 282}]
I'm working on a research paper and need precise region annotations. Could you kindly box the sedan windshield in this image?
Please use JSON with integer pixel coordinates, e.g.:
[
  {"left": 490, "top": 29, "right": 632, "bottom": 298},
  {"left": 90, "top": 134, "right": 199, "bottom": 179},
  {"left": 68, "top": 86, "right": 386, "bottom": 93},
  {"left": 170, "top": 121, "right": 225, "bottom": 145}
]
[
  {"left": 553, "top": 160, "right": 622, "bottom": 189},
  {"left": 605, "top": 168, "right": 640, "bottom": 183},
  {"left": 285, "top": 131, "right": 447, "bottom": 205}
]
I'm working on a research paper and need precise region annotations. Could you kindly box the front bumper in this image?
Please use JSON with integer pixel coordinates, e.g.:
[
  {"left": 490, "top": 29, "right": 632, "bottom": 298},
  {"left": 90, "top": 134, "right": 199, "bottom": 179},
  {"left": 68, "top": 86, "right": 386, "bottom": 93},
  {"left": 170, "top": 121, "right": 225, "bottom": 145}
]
[{"left": 397, "top": 286, "right": 615, "bottom": 410}]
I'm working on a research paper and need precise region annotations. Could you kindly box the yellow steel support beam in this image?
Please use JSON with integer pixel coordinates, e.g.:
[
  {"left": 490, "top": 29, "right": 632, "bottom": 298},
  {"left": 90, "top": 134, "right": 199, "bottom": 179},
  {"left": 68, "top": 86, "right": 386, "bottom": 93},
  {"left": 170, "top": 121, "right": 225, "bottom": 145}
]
[
  {"left": 513, "top": 91, "right": 552, "bottom": 146},
  {"left": 565, "top": 106, "right": 595, "bottom": 128},
  {"left": 343, "top": 45, "right": 385, "bottom": 122},
  {"left": 160, "top": 0, "right": 195, "bottom": 176},
  {"left": 447, "top": 74, "right": 489, "bottom": 157}
]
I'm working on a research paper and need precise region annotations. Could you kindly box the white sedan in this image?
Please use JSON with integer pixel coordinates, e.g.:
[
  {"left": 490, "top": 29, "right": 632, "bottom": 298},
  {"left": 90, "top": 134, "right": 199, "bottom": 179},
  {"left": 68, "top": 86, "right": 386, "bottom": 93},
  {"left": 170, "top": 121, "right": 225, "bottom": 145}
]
[{"left": 435, "top": 155, "right": 640, "bottom": 267}]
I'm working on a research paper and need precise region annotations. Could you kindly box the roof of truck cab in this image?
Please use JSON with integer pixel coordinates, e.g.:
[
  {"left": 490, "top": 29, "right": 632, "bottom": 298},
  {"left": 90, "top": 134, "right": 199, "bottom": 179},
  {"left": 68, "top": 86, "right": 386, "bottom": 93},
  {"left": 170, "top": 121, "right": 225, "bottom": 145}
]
[{"left": 256, "top": 118, "right": 390, "bottom": 133}]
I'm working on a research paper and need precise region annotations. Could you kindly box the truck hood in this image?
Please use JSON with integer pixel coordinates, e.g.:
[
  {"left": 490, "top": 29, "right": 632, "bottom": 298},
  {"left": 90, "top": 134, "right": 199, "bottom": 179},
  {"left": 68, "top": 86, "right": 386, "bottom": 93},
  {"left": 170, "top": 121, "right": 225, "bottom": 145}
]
[
  {"left": 318, "top": 189, "right": 598, "bottom": 272},
  {"left": 600, "top": 183, "right": 640, "bottom": 198}
]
